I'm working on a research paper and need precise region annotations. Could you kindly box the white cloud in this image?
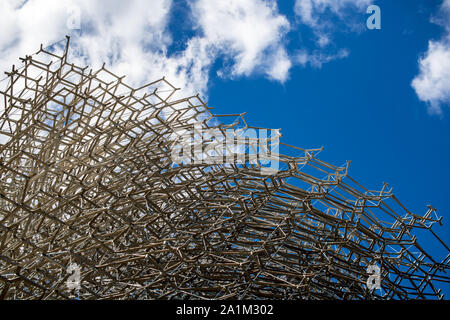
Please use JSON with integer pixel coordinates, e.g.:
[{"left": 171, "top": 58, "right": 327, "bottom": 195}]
[
  {"left": 267, "top": 48, "right": 292, "bottom": 82},
  {"left": 412, "top": 41, "right": 450, "bottom": 115},
  {"left": 190, "top": 0, "right": 290, "bottom": 81},
  {"left": 0, "top": 0, "right": 292, "bottom": 98},
  {"left": 412, "top": 0, "right": 450, "bottom": 115}
]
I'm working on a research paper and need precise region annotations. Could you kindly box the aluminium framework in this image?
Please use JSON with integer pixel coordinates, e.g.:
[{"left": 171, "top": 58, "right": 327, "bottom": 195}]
[{"left": 0, "top": 37, "right": 448, "bottom": 300}]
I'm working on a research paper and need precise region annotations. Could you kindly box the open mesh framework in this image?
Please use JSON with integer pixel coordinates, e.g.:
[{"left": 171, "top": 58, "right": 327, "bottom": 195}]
[{"left": 0, "top": 37, "right": 448, "bottom": 300}]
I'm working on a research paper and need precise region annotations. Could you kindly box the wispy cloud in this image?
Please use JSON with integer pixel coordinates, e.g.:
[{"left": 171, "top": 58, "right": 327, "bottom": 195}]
[
  {"left": 293, "top": 0, "right": 371, "bottom": 67},
  {"left": 295, "top": 48, "right": 350, "bottom": 68},
  {"left": 294, "top": 0, "right": 372, "bottom": 40}
]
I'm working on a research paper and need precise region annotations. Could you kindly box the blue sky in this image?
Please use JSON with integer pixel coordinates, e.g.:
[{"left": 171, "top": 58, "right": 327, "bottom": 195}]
[{"left": 1, "top": 0, "right": 450, "bottom": 297}]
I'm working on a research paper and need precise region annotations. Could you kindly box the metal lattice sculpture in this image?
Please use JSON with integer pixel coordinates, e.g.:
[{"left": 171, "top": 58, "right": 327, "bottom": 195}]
[{"left": 0, "top": 37, "right": 449, "bottom": 300}]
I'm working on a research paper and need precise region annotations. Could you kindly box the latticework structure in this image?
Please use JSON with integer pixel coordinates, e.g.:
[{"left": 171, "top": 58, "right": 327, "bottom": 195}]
[{"left": 0, "top": 37, "right": 449, "bottom": 300}]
